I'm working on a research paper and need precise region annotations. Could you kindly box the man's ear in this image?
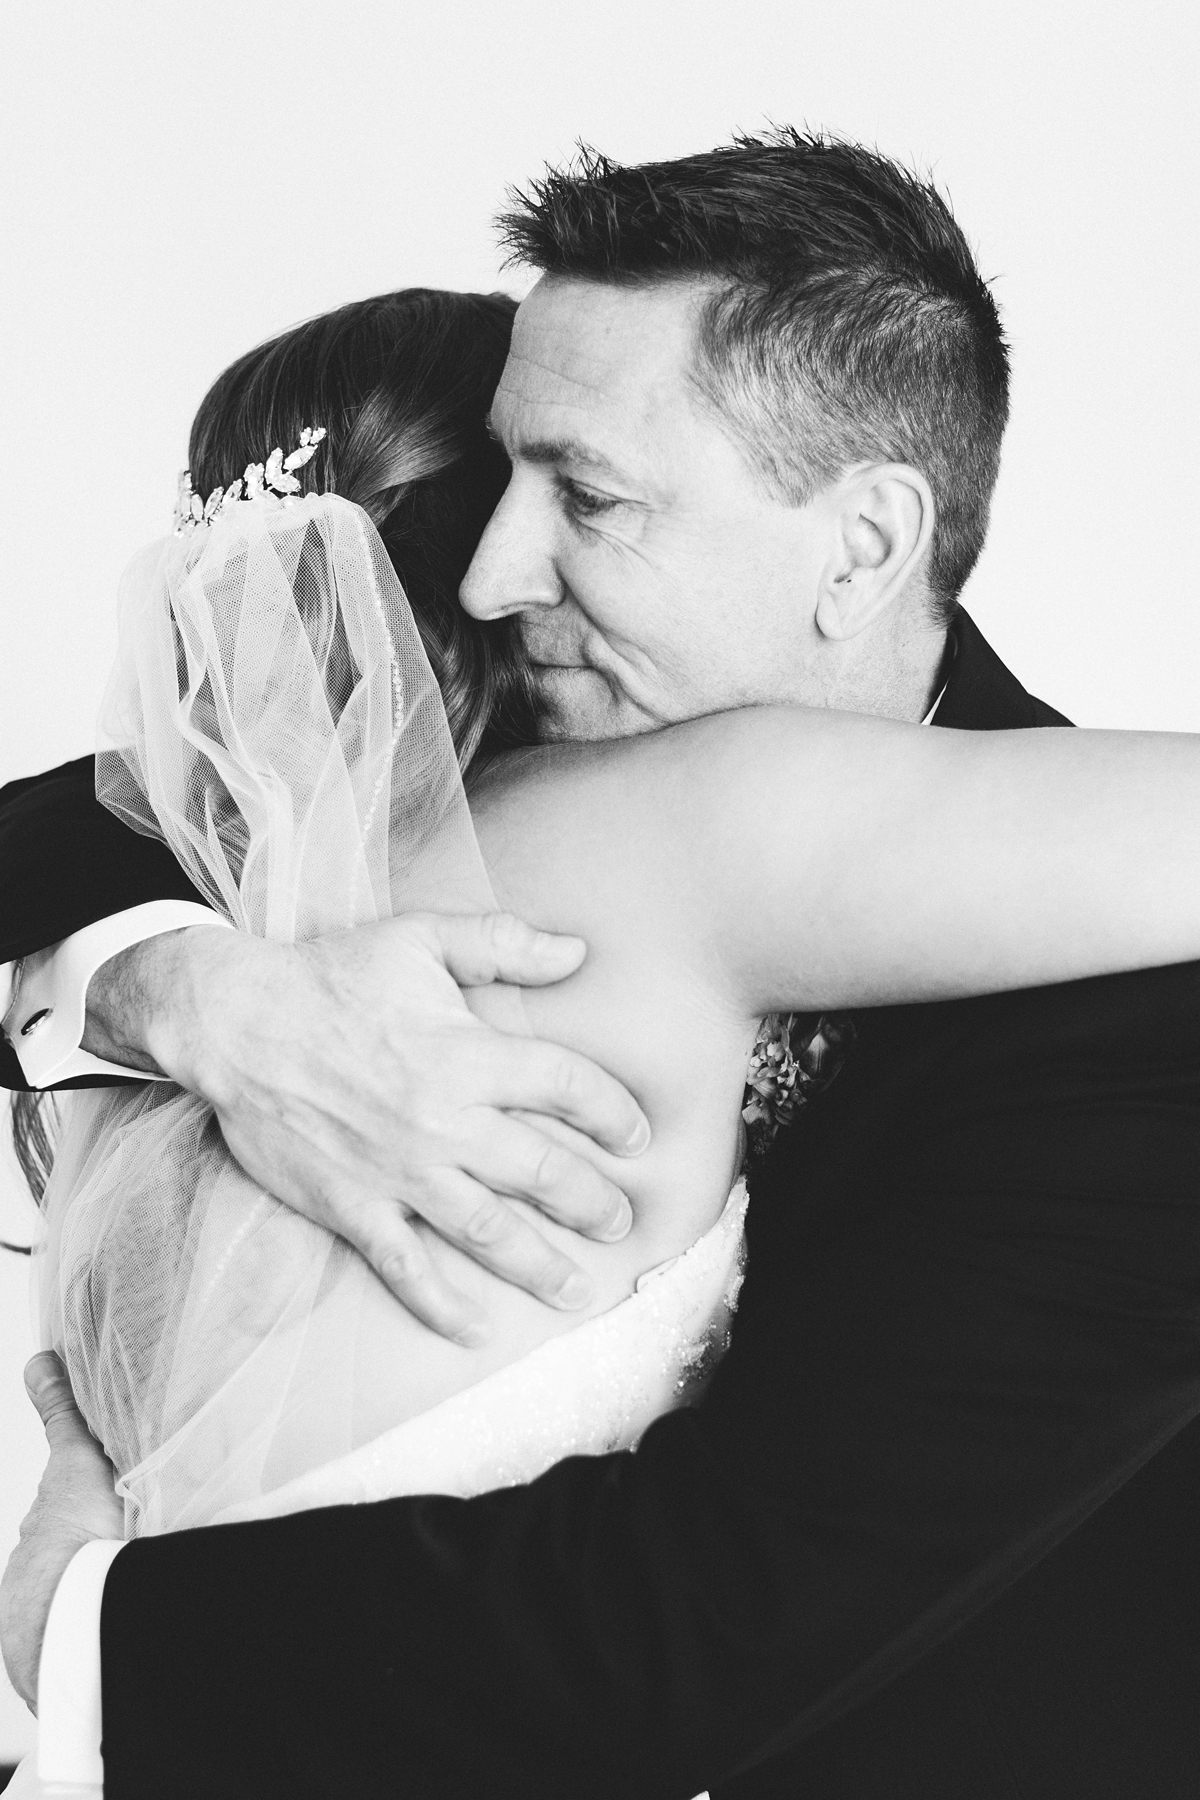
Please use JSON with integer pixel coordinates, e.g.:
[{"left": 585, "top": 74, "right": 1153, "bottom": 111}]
[{"left": 813, "top": 464, "right": 935, "bottom": 642}]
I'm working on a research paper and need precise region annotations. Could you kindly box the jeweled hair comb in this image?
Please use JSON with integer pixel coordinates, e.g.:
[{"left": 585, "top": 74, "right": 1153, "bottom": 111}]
[{"left": 173, "top": 426, "right": 327, "bottom": 535}]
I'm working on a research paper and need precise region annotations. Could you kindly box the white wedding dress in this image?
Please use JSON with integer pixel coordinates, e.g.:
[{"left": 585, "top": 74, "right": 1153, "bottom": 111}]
[{"left": 17, "top": 494, "right": 741, "bottom": 1796}]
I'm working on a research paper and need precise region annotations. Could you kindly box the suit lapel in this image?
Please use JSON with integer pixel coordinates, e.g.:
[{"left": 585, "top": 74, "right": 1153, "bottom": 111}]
[{"left": 933, "top": 610, "right": 1071, "bottom": 733}]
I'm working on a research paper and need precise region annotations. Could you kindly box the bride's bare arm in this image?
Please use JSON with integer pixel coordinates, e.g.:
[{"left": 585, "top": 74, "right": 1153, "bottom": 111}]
[{"left": 476, "top": 710, "right": 1200, "bottom": 1016}]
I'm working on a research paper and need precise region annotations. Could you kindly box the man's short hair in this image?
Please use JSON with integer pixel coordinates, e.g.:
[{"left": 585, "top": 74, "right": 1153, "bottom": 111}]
[{"left": 499, "top": 130, "right": 1010, "bottom": 622}]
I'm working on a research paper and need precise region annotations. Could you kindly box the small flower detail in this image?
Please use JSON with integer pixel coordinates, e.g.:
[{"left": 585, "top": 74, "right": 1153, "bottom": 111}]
[{"left": 741, "top": 1011, "right": 858, "bottom": 1157}]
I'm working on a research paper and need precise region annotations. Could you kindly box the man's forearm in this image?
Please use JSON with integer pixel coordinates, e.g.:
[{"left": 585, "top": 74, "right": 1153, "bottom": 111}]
[
  {"left": 0, "top": 752, "right": 226, "bottom": 1091},
  {"left": 82, "top": 924, "right": 302, "bottom": 1101},
  {"left": 81, "top": 930, "right": 196, "bottom": 1076},
  {"left": 2, "top": 907, "right": 233, "bottom": 1090}
]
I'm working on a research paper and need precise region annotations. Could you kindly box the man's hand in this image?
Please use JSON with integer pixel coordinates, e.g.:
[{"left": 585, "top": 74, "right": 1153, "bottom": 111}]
[
  {"left": 82, "top": 914, "right": 650, "bottom": 1344},
  {"left": 0, "top": 1354, "right": 123, "bottom": 1711}
]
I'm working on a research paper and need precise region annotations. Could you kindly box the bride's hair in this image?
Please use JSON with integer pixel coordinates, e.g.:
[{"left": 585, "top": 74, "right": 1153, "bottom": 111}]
[
  {"left": 10, "top": 288, "right": 537, "bottom": 1209},
  {"left": 187, "top": 286, "right": 537, "bottom": 767}
]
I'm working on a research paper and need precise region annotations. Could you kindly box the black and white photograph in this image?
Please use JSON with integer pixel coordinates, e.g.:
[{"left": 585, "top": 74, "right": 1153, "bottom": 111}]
[{"left": 1, "top": 2, "right": 1198, "bottom": 1794}]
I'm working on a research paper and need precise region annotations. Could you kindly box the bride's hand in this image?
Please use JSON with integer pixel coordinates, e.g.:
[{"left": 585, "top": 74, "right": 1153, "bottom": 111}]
[
  {"left": 81, "top": 913, "right": 650, "bottom": 1345},
  {"left": 0, "top": 1354, "right": 123, "bottom": 1711}
]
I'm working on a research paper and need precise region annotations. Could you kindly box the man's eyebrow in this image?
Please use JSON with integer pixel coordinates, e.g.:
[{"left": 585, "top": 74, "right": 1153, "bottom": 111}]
[{"left": 484, "top": 412, "right": 629, "bottom": 482}]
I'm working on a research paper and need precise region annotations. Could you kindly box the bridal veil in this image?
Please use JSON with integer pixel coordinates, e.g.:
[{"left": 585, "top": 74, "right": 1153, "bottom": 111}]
[{"left": 37, "top": 492, "right": 509, "bottom": 1533}]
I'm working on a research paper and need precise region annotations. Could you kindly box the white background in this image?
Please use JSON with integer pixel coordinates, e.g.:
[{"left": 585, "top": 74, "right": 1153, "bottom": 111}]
[{"left": 1, "top": 0, "right": 1197, "bottom": 1763}]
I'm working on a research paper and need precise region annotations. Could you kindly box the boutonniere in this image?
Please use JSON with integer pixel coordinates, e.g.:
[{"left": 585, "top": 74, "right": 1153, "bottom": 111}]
[{"left": 742, "top": 1011, "right": 858, "bottom": 1157}]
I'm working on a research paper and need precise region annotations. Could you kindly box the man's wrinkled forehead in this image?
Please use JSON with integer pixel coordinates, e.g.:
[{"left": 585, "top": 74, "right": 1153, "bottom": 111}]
[{"left": 491, "top": 275, "right": 710, "bottom": 459}]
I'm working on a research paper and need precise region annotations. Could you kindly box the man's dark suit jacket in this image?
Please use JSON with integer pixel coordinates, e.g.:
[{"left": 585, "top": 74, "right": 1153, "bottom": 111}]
[{"left": 3, "top": 612, "right": 1200, "bottom": 1799}]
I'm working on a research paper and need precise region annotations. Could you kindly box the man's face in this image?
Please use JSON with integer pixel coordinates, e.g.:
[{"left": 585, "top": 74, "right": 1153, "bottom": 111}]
[{"left": 460, "top": 276, "right": 841, "bottom": 741}]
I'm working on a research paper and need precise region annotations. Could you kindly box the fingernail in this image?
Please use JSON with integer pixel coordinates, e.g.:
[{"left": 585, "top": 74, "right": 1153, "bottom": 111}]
[
  {"left": 537, "top": 932, "right": 585, "bottom": 959},
  {"left": 599, "top": 1198, "right": 633, "bottom": 1242},
  {"left": 557, "top": 1271, "right": 593, "bottom": 1310},
  {"left": 455, "top": 1319, "right": 489, "bottom": 1349},
  {"left": 24, "top": 1355, "right": 60, "bottom": 1399},
  {"left": 622, "top": 1118, "right": 651, "bottom": 1156}
]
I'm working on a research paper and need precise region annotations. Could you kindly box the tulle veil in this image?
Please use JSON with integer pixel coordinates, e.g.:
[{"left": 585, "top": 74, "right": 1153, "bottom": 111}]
[{"left": 37, "top": 492, "right": 511, "bottom": 1535}]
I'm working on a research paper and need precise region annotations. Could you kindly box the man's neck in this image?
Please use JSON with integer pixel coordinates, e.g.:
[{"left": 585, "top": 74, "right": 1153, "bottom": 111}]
[{"left": 815, "top": 617, "right": 952, "bottom": 724}]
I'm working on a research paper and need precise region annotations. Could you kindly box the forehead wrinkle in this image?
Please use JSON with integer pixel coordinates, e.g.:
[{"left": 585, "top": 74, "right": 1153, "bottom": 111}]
[
  {"left": 489, "top": 348, "right": 613, "bottom": 445},
  {"left": 495, "top": 301, "right": 696, "bottom": 493},
  {"left": 488, "top": 401, "right": 655, "bottom": 490},
  {"left": 500, "top": 335, "right": 612, "bottom": 402}
]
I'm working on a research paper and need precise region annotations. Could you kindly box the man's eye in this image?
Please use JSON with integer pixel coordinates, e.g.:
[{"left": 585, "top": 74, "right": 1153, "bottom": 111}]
[{"left": 559, "top": 477, "right": 621, "bottom": 521}]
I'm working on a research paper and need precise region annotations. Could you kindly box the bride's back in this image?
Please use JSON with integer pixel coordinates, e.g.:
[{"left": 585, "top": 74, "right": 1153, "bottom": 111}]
[
  {"left": 40, "top": 721, "right": 761, "bottom": 1531},
  {"left": 350, "top": 735, "right": 763, "bottom": 1435}
]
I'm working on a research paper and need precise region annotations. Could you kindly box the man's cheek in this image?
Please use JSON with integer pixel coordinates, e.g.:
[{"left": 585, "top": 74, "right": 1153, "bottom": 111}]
[{"left": 561, "top": 526, "right": 660, "bottom": 605}]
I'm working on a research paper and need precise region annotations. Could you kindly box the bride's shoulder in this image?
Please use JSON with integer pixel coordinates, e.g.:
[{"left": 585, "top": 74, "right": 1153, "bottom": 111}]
[
  {"left": 467, "top": 705, "right": 860, "bottom": 855},
  {"left": 463, "top": 709, "right": 812, "bottom": 940},
  {"left": 466, "top": 739, "right": 643, "bottom": 890},
  {"left": 469, "top": 707, "right": 804, "bottom": 817}
]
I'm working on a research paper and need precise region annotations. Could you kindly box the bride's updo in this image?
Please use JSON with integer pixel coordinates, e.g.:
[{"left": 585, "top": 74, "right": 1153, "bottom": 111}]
[
  {"left": 9, "top": 291, "right": 534, "bottom": 1210},
  {"left": 187, "top": 287, "right": 537, "bottom": 767}
]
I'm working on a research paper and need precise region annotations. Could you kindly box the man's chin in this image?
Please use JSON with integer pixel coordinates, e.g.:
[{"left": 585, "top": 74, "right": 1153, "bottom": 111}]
[
  {"left": 537, "top": 701, "right": 657, "bottom": 744},
  {"left": 532, "top": 666, "right": 651, "bottom": 743}
]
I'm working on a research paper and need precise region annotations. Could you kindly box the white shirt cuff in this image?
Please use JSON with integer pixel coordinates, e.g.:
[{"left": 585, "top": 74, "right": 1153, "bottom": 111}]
[
  {"left": 37, "top": 1538, "right": 125, "bottom": 1789},
  {"left": 1, "top": 901, "right": 232, "bottom": 1087}
]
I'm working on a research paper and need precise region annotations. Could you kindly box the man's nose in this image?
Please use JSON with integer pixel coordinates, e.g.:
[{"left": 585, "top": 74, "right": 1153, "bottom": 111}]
[{"left": 460, "top": 481, "right": 561, "bottom": 621}]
